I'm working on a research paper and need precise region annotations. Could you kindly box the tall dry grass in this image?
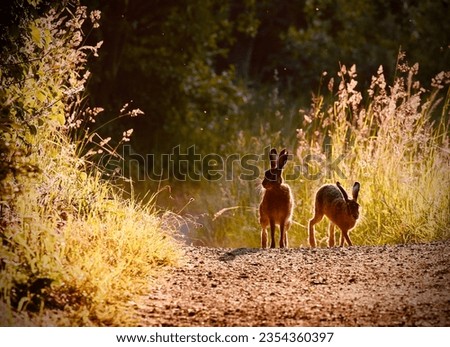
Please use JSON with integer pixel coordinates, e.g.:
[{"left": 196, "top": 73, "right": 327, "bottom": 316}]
[
  {"left": 1, "top": 132, "right": 181, "bottom": 326},
  {"left": 295, "top": 58, "right": 449, "bottom": 245}
]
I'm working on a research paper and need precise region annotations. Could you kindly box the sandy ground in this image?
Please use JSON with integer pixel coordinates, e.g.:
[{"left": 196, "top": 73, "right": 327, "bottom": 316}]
[{"left": 140, "top": 241, "right": 450, "bottom": 326}]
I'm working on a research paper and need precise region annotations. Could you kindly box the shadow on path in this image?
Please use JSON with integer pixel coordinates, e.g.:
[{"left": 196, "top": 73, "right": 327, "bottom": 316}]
[{"left": 218, "top": 248, "right": 260, "bottom": 262}]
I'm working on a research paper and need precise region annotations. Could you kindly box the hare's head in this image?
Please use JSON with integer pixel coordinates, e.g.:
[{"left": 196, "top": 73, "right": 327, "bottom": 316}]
[
  {"left": 336, "top": 181, "right": 360, "bottom": 220},
  {"left": 262, "top": 148, "right": 289, "bottom": 189}
]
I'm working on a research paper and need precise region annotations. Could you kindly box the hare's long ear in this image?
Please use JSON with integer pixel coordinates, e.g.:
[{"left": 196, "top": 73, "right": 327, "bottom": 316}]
[
  {"left": 336, "top": 182, "right": 349, "bottom": 201},
  {"left": 269, "top": 148, "right": 277, "bottom": 169},
  {"left": 278, "top": 149, "right": 289, "bottom": 169},
  {"left": 352, "top": 182, "right": 360, "bottom": 201}
]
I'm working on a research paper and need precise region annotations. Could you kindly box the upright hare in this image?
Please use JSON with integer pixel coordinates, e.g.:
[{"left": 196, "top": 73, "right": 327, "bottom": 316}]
[
  {"left": 309, "top": 182, "right": 360, "bottom": 247},
  {"left": 259, "top": 148, "right": 294, "bottom": 248}
]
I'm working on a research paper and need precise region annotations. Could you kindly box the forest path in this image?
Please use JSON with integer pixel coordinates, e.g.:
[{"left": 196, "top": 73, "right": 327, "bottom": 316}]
[{"left": 140, "top": 241, "right": 450, "bottom": 326}]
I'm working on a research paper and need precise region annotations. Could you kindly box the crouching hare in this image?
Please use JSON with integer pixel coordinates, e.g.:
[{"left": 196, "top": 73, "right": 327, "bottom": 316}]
[
  {"left": 259, "top": 148, "right": 294, "bottom": 248},
  {"left": 309, "top": 182, "right": 360, "bottom": 247}
]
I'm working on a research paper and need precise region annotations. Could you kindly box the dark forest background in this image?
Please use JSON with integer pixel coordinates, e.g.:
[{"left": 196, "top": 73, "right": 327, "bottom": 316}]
[
  {"left": 3, "top": 0, "right": 448, "bottom": 155},
  {"left": 80, "top": 0, "right": 449, "bottom": 155}
]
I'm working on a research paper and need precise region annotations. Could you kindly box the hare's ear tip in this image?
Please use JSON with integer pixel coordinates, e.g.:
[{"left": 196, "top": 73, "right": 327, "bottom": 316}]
[
  {"left": 336, "top": 181, "right": 341, "bottom": 186},
  {"left": 354, "top": 181, "right": 361, "bottom": 187}
]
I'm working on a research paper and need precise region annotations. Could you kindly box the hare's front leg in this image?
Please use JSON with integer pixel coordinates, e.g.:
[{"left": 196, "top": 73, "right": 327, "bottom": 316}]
[
  {"left": 270, "top": 220, "right": 276, "bottom": 248},
  {"left": 328, "top": 223, "right": 335, "bottom": 247},
  {"left": 340, "top": 230, "right": 352, "bottom": 247}
]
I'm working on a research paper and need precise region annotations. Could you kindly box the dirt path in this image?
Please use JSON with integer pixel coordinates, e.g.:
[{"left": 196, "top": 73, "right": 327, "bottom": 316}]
[{"left": 140, "top": 241, "right": 450, "bottom": 326}]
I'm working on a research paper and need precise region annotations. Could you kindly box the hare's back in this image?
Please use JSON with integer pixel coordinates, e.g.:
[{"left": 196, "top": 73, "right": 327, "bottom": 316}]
[{"left": 315, "top": 184, "right": 343, "bottom": 205}]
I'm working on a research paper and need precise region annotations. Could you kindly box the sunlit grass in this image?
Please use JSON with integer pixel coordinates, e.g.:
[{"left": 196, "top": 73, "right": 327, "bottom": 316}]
[
  {"left": 187, "top": 56, "right": 449, "bottom": 248},
  {"left": 0, "top": 131, "right": 182, "bottom": 326}
]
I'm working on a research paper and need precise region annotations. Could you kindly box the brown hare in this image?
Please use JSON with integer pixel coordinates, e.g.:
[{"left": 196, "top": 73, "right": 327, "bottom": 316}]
[
  {"left": 308, "top": 181, "right": 360, "bottom": 247},
  {"left": 259, "top": 148, "right": 294, "bottom": 248}
]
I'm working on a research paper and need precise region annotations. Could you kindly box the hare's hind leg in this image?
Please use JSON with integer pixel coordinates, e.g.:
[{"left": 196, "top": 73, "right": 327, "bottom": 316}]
[
  {"left": 328, "top": 223, "right": 335, "bottom": 247},
  {"left": 279, "top": 222, "right": 289, "bottom": 249},
  {"left": 260, "top": 216, "right": 269, "bottom": 248},
  {"left": 279, "top": 223, "right": 285, "bottom": 248},
  {"left": 308, "top": 211, "right": 323, "bottom": 248},
  {"left": 261, "top": 228, "right": 268, "bottom": 248},
  {"left": 280, "top": 220, "right": 290, "bottom": 249}
]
